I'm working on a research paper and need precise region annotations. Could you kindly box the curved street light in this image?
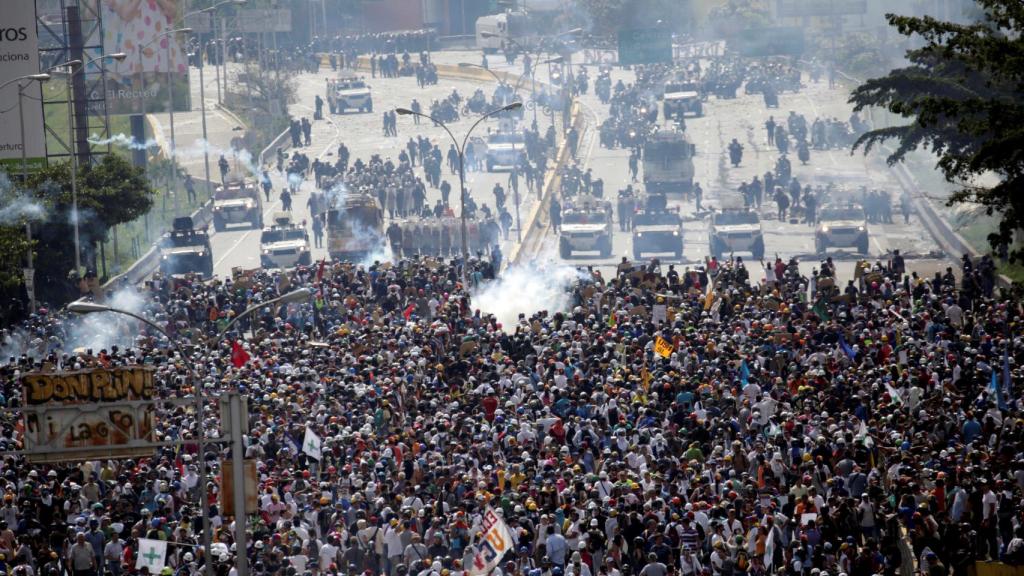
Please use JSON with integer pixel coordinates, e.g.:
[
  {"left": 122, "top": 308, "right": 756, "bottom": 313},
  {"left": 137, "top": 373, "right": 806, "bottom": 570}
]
[
  {"left": 67, "top": 286, "right": 310, "bottom": 576},
  {"left": 395, "top": 102, "right": 522, "bottom": 283},
  {"left": 0, "top": 72, "right": 51, "bottom": 311}
]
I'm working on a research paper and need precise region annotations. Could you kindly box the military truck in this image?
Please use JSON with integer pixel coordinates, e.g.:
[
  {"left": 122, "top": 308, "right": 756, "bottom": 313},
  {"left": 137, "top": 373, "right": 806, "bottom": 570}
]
[
  {"left": 643, "top": 128, "right": 696, "bottom": 194},
  {"left": 632, "top": 194, "right": 683, "bottom": 260},
  {"left": 326, "top": 192, "right": 386, "bottom": 262},
  {"left": 559, "top": 196, "right": 613, "bottom": 258},
  {"left": 327, "top": 77, "right": 373, "bottom": 114},
  {"left": 485, "top": 130, "right": 527, "bottom": 172},
  {"left": 160, "top": 216, "right": 214, "bottom": 277},
  {"left": 662, "top": 80, "right": 703, "bottom": 118},
  {"left": 212, "top": 177, "right": 263, "bottom": 231},
  {"left": 816, "top": 205, "right": 869, "bottom": 254},
  {"left": 709, "top": 209, "right": 765, "bottom": 260},
  {"left": 260, "top": 214, "right": 312, "bottom": 269}
]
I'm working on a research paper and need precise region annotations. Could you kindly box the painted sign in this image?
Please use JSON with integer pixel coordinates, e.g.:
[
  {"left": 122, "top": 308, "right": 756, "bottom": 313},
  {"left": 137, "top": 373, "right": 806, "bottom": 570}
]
[
  {"left": 468, "top": 507, "right": 514, "bottom": 576},
  {"left": 21, "top": 367, "right": 158, "bottom": 463}
]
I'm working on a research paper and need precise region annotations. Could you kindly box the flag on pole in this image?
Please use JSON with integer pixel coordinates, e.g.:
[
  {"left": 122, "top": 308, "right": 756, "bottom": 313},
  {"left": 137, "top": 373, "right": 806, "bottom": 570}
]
[
  {"left": 231, "top": 341, "right": 250, "bottom": 368},
  {"left": 136, "top": 538, "right": 168, "bottom": 573},
  {"left": 740, "top": 359, "right": 750, "bottom": 386},
  {"left": 468, "top": 507, "right": 515, "bottom": 576},
  {"left": 812, "top": 299, "right": 831, "bottom": 322},
  {"left": 284, "top": 433, "right": 300, "bottom": 455},
  {"left": 303, "top": 427, "right": 323, "bottom": 461},
  {"left": 316, "top": 258, "right": 326, "bottom": 283},
  {"left": 403, "top": 304, "right": 415, "bottom": 321},
  {"left": 1001, "top": 343, "right": 1012, "bottom": 409},
  {"left": 838, "top": 334, "right": 857, "bottom": 360},
  {"left": 654, "top": 336, "right": 674, "bottom": 358},
  {"left": 885, "top": 381, "right": 903, "bottom": 406},
  {"left": 608, "top": 310, "right": 616, "bottom": 328}
]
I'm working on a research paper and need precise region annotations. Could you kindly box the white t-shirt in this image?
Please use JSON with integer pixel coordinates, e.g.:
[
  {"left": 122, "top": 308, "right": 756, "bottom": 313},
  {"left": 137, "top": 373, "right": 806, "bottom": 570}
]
[{"left": 982, "top": 490, "right": 999, "bottom": 520}]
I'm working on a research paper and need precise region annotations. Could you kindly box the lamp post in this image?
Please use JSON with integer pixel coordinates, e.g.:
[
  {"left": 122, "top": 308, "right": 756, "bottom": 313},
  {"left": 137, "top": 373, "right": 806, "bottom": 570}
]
[
  {"left": 0, "top": 73, "right": 51, "bottom": 311},
  {"left": 139, "top": 28, "right": 191, "bottom": 216},
  {"left": 68, "top": 287, "right": 310, "bottom": 576},
  {"left": 185, "top": 0, "right": 246, "bottom": 201},
  {"left": 396, "top": 103, "right": 522, "bottom": 284},
  {"left": 51, "top": 54, "right": 127, "bottom": 275}
]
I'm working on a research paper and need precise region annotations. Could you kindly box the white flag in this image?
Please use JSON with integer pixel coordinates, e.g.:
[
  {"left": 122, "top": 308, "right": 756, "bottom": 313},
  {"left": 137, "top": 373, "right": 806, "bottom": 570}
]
[
  {"left": 303, "top": 427, "right": 322, "bottom": 461},
  {"left": 468, "top": 507, "right": 515, "bottom": 576},
  {"left": 136, "top": 538, "right": 168, "bottom": 573},
  {"left": 763, "top": 526, "right": 775, "bottom": 568}
]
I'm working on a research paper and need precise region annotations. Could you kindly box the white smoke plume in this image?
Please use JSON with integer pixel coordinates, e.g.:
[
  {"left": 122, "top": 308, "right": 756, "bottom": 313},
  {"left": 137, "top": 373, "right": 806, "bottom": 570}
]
[
  {"left": 0, "top": 286, "right": 152, "bottom": 361},
  {"left": 471, "top": 247, "right": 582, "bottom": 329},
  {"left": 0, "top": 172, "right": 46, "bottom": 224}
]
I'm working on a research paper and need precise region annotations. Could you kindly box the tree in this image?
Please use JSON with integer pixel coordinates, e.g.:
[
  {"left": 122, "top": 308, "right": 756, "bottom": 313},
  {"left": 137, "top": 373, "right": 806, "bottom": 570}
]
[
  {"left": 848, "top": 0, "right": 1024, "bottom": 263},
  {"left": 706, "top": 0, "right": 772, "bottom": 38},
  {"left": 3, "top": 154, "right": 158, "bottom": 306}
]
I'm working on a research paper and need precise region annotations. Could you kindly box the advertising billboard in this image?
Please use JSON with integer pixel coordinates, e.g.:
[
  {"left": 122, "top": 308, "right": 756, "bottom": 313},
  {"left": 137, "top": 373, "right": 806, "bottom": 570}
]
[
  {"left": 100, "top": 0, "right": 190, "bottom": 114},
  {"left": 0, "top": 0, "right": 46, "bottom": 172},
  {"left": 21, "top": 366, "right": 159, "bottom": 463}
]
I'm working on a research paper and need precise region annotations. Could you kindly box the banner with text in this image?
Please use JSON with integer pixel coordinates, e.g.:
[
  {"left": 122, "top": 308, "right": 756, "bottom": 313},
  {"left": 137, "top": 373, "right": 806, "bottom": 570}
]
[
  {"left": 468, "top": 507, "right": 515, "bottom": 576},
  {"left": 21, "top": 367, "right": 158, "bottom": 463}
]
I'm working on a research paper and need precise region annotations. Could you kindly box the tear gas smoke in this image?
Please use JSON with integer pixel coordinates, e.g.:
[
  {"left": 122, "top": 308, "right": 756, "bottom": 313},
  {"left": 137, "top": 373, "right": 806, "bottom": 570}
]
[
  {"left": 0, "top": 286, "right": 152, "bottom": 361},
  {"left": 471, "top": 248, "right": 583, "bottom": 329}
]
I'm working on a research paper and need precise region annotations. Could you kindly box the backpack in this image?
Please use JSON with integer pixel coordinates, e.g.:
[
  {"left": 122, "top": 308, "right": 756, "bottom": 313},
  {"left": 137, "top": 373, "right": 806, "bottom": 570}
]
[{"left": 736, "top": 551, "right": 749, "bottom": 572}]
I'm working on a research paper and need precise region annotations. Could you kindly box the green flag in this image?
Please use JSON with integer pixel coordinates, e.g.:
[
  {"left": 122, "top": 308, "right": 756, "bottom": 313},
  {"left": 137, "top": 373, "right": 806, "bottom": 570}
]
[{"left": 813, "top": 299, "right": 831, "bottom": 322}]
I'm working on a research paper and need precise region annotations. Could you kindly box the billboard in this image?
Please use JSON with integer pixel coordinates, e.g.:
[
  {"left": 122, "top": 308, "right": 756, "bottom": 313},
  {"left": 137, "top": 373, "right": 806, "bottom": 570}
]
[
  {"left": 0, "top": 0, "right": 46, "bottom": 171},
  {"left": 21, "top": 366, "right": 158, "bottom": 463},
  {"left": 99, "top": 0, "right": 190, "bottom": 114}
]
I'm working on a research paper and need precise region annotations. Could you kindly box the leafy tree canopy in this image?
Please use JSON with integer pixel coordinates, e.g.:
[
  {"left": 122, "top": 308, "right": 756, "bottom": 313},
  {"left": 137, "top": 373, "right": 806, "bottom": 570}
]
[{"left": 848, "top": 0, "right": 1024, "bottom": 263}]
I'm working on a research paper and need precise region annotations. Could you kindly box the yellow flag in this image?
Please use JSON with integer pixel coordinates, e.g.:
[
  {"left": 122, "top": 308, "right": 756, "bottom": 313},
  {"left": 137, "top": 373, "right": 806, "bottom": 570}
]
[
  {"left": 654, "top": 336, "right": 673, "bottom": 358},
  {"left": 704, "top": 287, "right": 715, "bottom": 311},
  {"left": 641, "top": 366, "right": 652, "bottom": 391}
]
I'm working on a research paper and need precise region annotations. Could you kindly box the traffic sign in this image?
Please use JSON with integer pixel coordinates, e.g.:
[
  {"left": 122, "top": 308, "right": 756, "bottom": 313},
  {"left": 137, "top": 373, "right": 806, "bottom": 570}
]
[{"left": 617, "top": 28, "right": 673, "bottom": 65}]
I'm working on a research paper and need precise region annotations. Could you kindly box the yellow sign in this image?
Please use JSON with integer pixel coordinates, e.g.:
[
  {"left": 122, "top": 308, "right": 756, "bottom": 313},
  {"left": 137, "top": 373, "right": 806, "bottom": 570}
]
[
  {"left": 22, "top": 367, "right": 156, "bottom": 405},
  {"left": 654, "top": 336, "right": 674, "bottom": 358},
  {"left": 20, "top": 367, "right": 158, "bottom": 463}
]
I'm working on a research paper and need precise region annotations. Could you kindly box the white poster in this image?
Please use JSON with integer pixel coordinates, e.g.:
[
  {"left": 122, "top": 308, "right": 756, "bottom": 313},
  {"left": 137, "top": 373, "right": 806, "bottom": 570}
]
[{"left": 0, "top": 0, "right": 46, "bottom": 171}]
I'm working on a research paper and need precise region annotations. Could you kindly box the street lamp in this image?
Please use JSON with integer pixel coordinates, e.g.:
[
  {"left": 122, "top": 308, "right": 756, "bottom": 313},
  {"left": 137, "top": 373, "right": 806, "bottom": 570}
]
[
  {"left": 138, "top": 27, "right": 191, "bottom": 216},
  {"left": 185, "top": 0, "right": 246, "bottom": 201},
  {"left": 68, "top": 286, "right": 309, "bottom": 576},
  {"left": 395, "top": 103, "right": 522, "bottom": 283},
  {"left": 0, "top": 73, "right": 51, "bottom": 311},
  {"left": 50, "top": 54, "right": 127, "bottom": 275}
]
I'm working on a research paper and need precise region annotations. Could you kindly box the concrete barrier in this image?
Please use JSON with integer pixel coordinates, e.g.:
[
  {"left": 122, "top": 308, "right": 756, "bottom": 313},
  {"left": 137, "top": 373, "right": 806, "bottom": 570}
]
[{"left": 510, "top": 99, "right": 586, "bottom": 264}]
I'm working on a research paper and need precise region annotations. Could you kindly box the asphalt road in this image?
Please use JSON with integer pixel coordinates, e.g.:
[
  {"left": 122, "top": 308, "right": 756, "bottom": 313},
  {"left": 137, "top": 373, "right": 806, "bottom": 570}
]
[{"left": 155, "top": 49, "right": 951, "bottom": 283}]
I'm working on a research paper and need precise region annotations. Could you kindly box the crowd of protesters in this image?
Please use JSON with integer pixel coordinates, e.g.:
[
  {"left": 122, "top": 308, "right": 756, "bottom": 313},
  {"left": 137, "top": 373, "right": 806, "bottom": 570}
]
[{"left": 0, "top": 239, "right": 1022, "bottom": 576}]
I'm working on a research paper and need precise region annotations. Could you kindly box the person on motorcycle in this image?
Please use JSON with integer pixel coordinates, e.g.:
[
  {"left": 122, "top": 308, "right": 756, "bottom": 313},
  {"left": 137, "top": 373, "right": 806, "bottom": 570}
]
[{"left": 728, "top": 139, "right": 743, "bottom": 167}]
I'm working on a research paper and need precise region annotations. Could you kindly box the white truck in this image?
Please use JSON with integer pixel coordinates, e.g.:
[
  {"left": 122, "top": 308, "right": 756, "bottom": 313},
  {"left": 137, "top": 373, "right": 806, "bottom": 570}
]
[
  {"left": 559, "top": 196, "right": 613, "bottom": 258},
  {"left": 485, "top": 130, "right": 526, "bottom": 172},
  {"left": 327, "top": 77, "right": 373, "bottom": 114},
  {"left": 816, "top": 205, "right": 869, "bottom": 254},
  {"left": 260, "top": 214, "right": 312, "bottom": 269},
  {"left": 212, "top": 178, "right": 263, "bottom": 231},
  {"left": 662, "top": 81, "right": 703, "bottom": 118},
  {"left": 709, "top": 209, "right": 765, "bottom": 260}
]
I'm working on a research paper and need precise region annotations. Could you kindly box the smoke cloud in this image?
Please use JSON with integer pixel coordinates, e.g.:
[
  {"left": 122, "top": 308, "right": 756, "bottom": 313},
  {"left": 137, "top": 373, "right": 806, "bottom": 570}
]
[
  {"left": 0, "top": 172, "right": 46, "bottom": 225},
  {"left": 471, "top": 248, "right": 582, "bottom": 328}
]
